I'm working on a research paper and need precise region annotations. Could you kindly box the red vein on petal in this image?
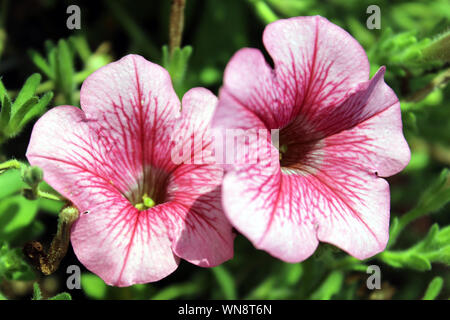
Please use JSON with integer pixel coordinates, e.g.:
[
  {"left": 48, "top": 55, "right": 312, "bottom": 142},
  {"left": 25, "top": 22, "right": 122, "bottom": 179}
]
[{"left": 117, "top": 208, "right": 141, "bottom": 284}]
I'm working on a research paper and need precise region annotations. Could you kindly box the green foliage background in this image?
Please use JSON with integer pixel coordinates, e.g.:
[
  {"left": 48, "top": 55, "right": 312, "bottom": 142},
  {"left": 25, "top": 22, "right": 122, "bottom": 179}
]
[{"left": 0, "top": 0, "right": 449, "bottom": 300}]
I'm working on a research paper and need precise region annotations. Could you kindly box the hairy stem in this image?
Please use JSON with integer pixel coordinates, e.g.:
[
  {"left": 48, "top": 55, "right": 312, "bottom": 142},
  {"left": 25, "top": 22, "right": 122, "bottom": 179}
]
[
  {"left": 0, "top": 159, "right": 23, "bottom": 173},
  {"left": 169, "top": 0, "right": 186, "bottom": 55},
  {"left": 24, "top": 205, "right": 79, "bottom": 275}
]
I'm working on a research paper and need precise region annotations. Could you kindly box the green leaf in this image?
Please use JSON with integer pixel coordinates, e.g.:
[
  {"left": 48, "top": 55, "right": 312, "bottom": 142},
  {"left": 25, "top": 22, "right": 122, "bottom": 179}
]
[
  {"left": 283, "top": 263, "right": 303, "bottom": 286},
  {"left": 0, "top": 75, "right": 52, "bottom": 140},
  {"left": 32, "top": 282, "right": 42, "bottom": 300},
  {"left": 29, "top": 50, "right": 53, "bottom": 79},
  {"left": 381, "top": 224, "right": 450, "bottom": 270},
  {"left": 310, "top": 271, "right": 344, "bottom": 300},
  {"left": 69, "top": 36, "right": 92, "bottom": 63},
  {"left": 162, "top": 45, "right": 193, "bottom": 97},
  {"left": 423, "top": 277, "right": 444, "bottom": 300},
  {"left": 0, "top": 77, "right": 7, "bottom": 103},
  {"left": 57, "top": 39, "right": 75, "bottom": 104},
  {"left": 150, "top": 282, "right": 200, "bottom": 300},
  {"left": 33, "top": 282, "right": 72, "bottom": 300},
  {"left": 422, "top": 30, "right": 450, "bottom": 62},
  {"left": 0, "top": 195, "right": 39, "bottom": 242},
  {"left": 81, "top": 273, "right": 107, "bottom": 300},
  {"left": 7, "top": 97, "right": 39, "bottom": 135},
  {"left": 407, "top": 253, "right": 432, "bottom": 271},
  {"left": 18, "top": 91, "right": 53, "bottom": 128},
  {"left": 388, "top": 169, "right": 450, "bottom": 247},
  {"left": 11, "top": 73, "right": 41, "bottom": 116},
  {"left": 249, "top": 0, "right": 279, "bottom": 24},
  {"left": 0, "top": 242, "right": 36, "bottom": 281},
  {"left": 245, "top": 278, "right": 276, "bottom": 300},
  {"left": 211, "top": 265, "right": 237, "bottom": 300},
  {"left": 0, "top": 169, "right": 23, "bottom": 199},
  {"left": 416, "top": 169, "right": 450, "bottom": 214},
  {"left": 48, "top": 46, "right": 57, "bottom": 81},
  {"left": 49, "top": 292, "right": 72, "bottom": 300},
  {"left": 0, "top": 94, "right": 11, "bottom": 130}
]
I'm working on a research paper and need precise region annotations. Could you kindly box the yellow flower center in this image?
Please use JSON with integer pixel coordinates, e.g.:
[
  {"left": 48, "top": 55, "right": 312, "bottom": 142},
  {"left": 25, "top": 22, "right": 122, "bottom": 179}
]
[{"left": 134, "top": 193, "right": 156, "bottom": 211}]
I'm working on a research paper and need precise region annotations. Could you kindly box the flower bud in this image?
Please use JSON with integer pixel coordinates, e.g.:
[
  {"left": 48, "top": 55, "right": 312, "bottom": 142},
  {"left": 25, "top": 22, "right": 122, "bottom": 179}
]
[{"left": 22, "top": 166, "right": 43, "bottom": 187}]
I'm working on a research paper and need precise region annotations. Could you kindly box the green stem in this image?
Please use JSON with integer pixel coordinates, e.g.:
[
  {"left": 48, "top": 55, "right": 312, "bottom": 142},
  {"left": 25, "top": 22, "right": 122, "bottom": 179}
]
[
  {"left": 388, "top": 207, "right": 422, "bottom": 248},
  {"left": 248, "top": 0, "right": 279, "bottom": 24},
  {"left": 0, "top": 159, "right": 23, "bottom": 172},
  {"left": 37, "top": 190, "right": 64, "bottom": 202},
  {"left": 169, "top": 0, "right": 186, "bottom": 55},
  {"left": 330, "top": 256, "right": 367, "bottom": 271},
  {"left": 402, "top": 68, "right": 450, "bottom": 106}
]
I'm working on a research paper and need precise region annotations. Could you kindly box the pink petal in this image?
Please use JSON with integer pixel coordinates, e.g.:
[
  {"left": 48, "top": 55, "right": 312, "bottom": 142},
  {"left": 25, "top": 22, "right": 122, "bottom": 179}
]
[
  {"left": 220, "top": 135, "right": 318, "bottom": 262},
  {"left": 80, "top": 54, "right": 181, "bottom": 200},
  {"left": 222, "top": 150, "right": 390, "bottom": 261},
  {"left": 219, "top": 48, "right": 284, "bottom": 128},
  {"left": 264, "top": 16, "right": 370, "bottom": 125},
  {"left": 168, "top": 88, "right": 234, "bottom": 266},
  {"left": 223, "top": 164, "right": 319, "bottom": 262},
  {"left": 221, "top": 16, "right": 370, "bottom": 130},
  {"left": 27, "top": 57, "right": 235, "bottom": 285},
  {"left": 307, "top": 155, "right": 391, "bottom": 259},
  {"left": 167, "top": 165, "right": 234, "bottom": 267},
  {"left": 171, "top": 87, "right": 219, "bottom": 165},
  {"left": 324, "top": 101, "right": 410, "bottom": 178},
  {"left": 213, "top": 17, "right": 410, "bottom": 261},
  {"left": 283, "top": 67, "right": 401, "bottom": 141},
  {"left": 72, "top": 201, "right": 180, "bottom": 286},
  {"left": 26, "top": 106, "right": 179, "bottom": 285},
  {"left": 26, "top": 106, "right": 127, "bottom": 209}
]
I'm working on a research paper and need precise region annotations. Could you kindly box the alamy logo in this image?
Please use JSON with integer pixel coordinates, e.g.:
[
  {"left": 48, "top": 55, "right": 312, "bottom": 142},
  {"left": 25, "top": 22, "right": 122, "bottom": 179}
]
[
  {"left": 366, "top": 265, "right": 381, "bottom": 290},
  {"left": 66, "top": 265, "right": 81, "bottom": 289},
  {"left": 366, "top": 5, "right": 381, "bottom": 30},
  {"left": 66, "top": 5, "right": 81, "bottom": 30}
]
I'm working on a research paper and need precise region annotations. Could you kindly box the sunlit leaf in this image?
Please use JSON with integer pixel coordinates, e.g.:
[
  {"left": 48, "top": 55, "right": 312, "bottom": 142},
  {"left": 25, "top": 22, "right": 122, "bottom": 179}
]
[{"left": 81, "top": 273, "right": 108, "bottom": 300}]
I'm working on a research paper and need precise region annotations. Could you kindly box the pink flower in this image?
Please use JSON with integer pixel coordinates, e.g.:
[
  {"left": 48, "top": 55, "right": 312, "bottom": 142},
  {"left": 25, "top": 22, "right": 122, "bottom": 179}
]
[
  {"left": 26, "top": 54, "right": 234, "bottom": 286},
  {"left": 212, "top": 16, "right": 410, "bottom": 262}
]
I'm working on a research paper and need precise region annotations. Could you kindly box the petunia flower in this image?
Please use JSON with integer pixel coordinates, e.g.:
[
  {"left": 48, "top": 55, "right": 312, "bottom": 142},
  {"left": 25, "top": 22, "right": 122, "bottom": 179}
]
[
  {"left": 211, "top": 16, "right": 410, "bottom": 262},
  {"left": 26, "top": 54, "right": 234, "bottom": 286}
]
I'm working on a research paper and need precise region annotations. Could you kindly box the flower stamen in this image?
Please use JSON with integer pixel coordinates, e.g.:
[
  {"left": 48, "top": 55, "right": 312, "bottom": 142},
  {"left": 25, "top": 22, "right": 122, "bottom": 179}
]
[{"left": 135, "top": 193, "right": 156, "bottom": 211}]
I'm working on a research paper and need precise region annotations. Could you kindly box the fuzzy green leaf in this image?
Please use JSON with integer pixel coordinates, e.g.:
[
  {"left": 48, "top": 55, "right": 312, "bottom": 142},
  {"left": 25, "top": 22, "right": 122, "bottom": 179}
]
[
  {"left": 162, "top": 45, "right": 193, "bottom": 97},
  {"left": 0, "top": 78, "right": 7, "bottom": 103},
  {"left": 69, "top": 35, "right": 92, "bottom": 63},
  {"left": 0, "top": 242, "right": 36, "bottom": 281},
  {"left": 381, "top": 224, "right": 450, "bottom": 270},
  {"left": 211, "top": 265, "right": 237, "bottom": 300},
  {"left": 7, "top": 97, "right": 39, "bottom": 135},
  {"left": 18, "top": 91, "right": 53, "bottom": 128},
  {"left": 57, "top": 39, "right": 75, "bottom": 104},
  {"left": 11, "top": 73, "right": 41, "bottom": 116},
  {"left": 32, "top": 283, "right": 43, "bottom": 300},
  {"left": 81, "top": 273, "right": 107, "bottom": 300},
  {"left": 49, "top": 292, "right": 72, "bottom": 300},
  {"left": 310, "top": 270, "right": 344, "bottom": 300},
  {"left": 0, "top": 94, "right": 11, "bottom": 130},
  {"left": 29, "top": 50, "right": 53, "bottom": 79},
  {"left": 150, "top": 282, "right": 200, "bottom": 300},
  {"left": 0, "top": 195, "right": 39, "bottom": 242},
  {"left": 422, "top": 30, "right": 450, "bottom": 62},
  {"left": 423, "top": 277, "right": 444, "bottom": 300}
]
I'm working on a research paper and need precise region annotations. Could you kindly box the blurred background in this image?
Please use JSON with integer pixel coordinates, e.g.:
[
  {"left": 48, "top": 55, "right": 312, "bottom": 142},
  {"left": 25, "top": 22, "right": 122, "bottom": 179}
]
[{"left": 0, "top": 0, "right": 449, "bottom": 300}]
